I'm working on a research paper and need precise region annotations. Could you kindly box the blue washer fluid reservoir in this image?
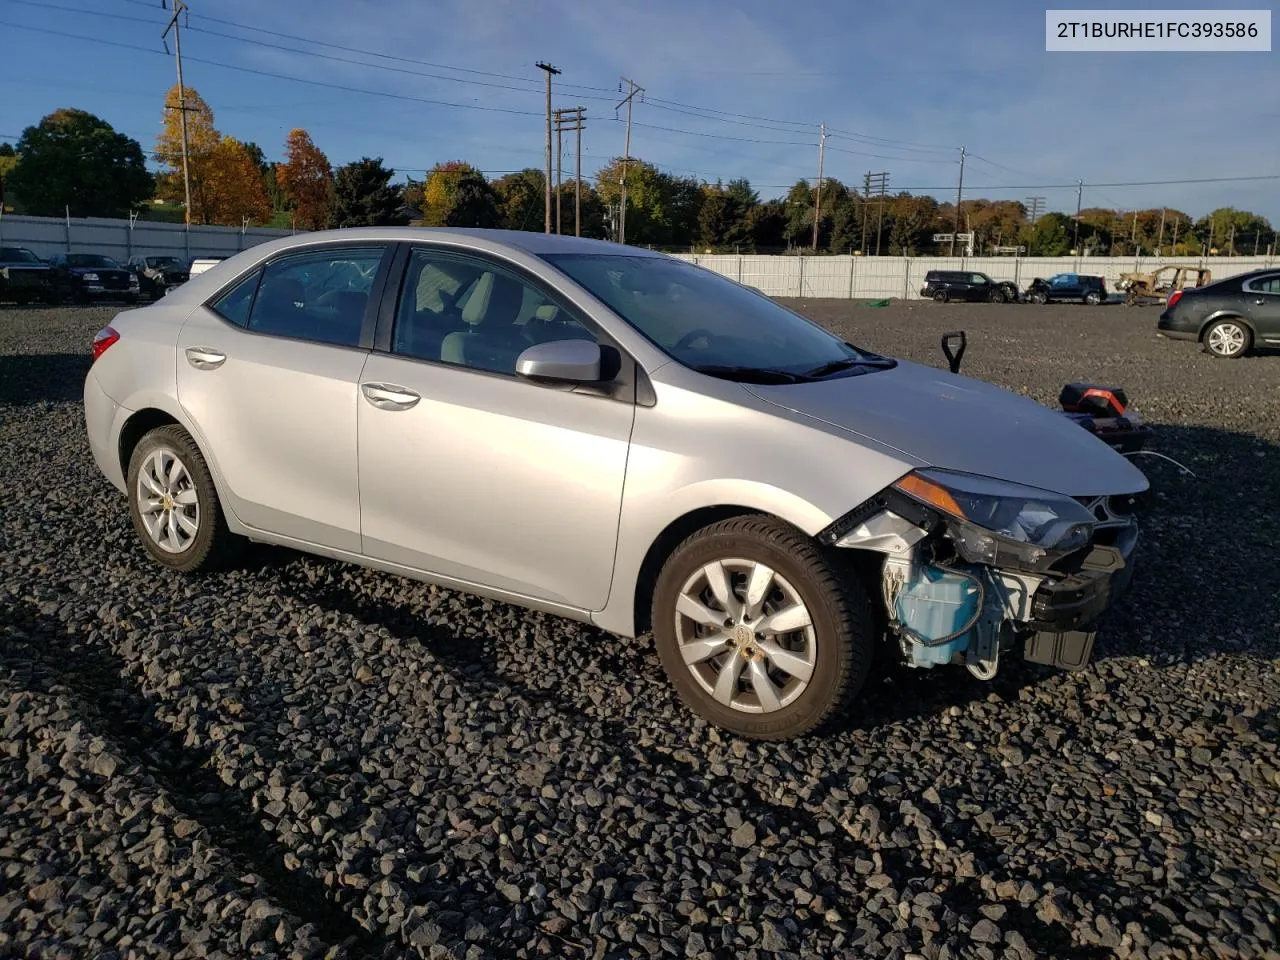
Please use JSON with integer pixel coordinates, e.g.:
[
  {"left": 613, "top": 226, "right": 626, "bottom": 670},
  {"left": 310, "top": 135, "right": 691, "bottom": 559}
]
[{"left": 895, "top": 564, "right": 982, "bottom": 667}]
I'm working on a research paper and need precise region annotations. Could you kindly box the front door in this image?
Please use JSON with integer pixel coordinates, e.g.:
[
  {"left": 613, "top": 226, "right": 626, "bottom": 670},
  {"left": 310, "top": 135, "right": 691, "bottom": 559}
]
[
  {"left": 356, "top": 245, "right": 635, "bottom": 610},
  {"left": 175, "top": 242, "right": 391, "bottom": 552}
]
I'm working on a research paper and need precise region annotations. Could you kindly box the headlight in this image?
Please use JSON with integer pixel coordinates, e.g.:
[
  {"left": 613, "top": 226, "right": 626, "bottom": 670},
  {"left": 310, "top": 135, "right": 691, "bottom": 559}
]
[
  {"left": 81, "top": 272, "right": 99, "bottom": 281},
  {"left": 892, "top": 468, "right": 1096, "bottom": 567}
]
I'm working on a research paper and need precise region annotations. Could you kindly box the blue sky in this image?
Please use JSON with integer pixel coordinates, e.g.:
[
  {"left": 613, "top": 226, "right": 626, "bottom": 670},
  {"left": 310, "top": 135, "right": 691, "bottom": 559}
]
[{"left": 1, "top": 0, "right": 1277, "bottom": 221}]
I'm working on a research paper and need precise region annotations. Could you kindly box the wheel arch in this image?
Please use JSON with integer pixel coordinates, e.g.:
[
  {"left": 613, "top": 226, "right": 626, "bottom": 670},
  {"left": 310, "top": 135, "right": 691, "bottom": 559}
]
[
  {"left": 1197, "top": 311, "right": 1254, "bottom": 342},
  {"left": 114, "top": 400, "right": 246, "bottom": 534}
]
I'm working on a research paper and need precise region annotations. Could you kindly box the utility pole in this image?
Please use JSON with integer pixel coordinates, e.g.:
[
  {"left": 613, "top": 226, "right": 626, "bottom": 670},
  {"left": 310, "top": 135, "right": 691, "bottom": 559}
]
[
  {"left": 162, "top": 0, "right": 193, "bottom": 227},
  {"left": 949, "top": 145, "right": 965, "bottom": 257},
  {"left": 1171, "top": 215, "right": 1180, "bottom": 252},
  {"left": 1157, "top": 207, "right": 1166, "bottom": 255},
  {"left": 1025, "top": 196, "right": 1045, "bottom": 255},
  {"left": 616, "top": 77, "right": 644, "bottom": 245},
  {"left": 861, "top": 171, "right": 871, "bottom": 255},
  {"left": 553, "top": 108, "right": 564, "bottom": 234},
  {"left": 1131, "top": 209, "right": 1139, "bottom": 254},
  {"left": 1073, "top": 179, "right": 1083, "bottom": 252},
  {"left": 863, "top": 171, "right": 889, "bottom": 257},
  {"left": 811, "top": 123, "right": 826, "bottom": 251},
  {"left": 535, "top": 62, "right": 560, "bottom": 234},
  {"left": 553, "top": 108, "right": 586, "bottom": 237}
]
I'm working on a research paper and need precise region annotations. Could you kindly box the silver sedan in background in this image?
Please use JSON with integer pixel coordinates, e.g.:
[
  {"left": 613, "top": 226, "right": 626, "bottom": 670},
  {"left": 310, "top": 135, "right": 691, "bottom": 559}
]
[{"left": 83, "top": 228, "right": 1149, "bottom": 740}]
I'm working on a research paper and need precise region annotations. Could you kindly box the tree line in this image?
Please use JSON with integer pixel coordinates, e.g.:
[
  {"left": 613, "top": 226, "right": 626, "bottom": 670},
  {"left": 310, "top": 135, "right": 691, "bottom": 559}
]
[{"left": 1, "top": 94, "right": 1274, "bottom": 257}]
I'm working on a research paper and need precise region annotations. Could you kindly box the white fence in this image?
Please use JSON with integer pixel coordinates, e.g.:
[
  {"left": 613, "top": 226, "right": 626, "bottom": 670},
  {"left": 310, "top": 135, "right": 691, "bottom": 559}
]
[
  {"left": 0, "top": 213, "right": 296, "bottom": 263},
  {"left": 672, "top": 253, "right": 1278, "bottom": 300}
]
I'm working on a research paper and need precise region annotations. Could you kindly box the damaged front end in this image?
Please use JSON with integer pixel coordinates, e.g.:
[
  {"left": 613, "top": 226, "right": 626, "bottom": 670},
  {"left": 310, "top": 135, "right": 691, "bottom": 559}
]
[{"left": 818, "top": 467, "right": 1145, "bottom": 678}]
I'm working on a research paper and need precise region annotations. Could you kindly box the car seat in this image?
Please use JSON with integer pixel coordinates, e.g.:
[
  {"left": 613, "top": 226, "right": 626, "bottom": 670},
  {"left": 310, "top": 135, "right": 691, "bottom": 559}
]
[{"left": 439, "top": 272, "right": 527, "bottom": 372}]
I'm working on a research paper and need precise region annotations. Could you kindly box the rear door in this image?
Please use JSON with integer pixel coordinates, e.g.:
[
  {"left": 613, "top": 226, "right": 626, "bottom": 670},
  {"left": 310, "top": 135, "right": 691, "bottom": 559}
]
[
  {"left": 1243, "top": 271, "right": 1280, "bottom": 344},
  {"left": 175, "top": 241, "right": 394, "bottom": 552}
]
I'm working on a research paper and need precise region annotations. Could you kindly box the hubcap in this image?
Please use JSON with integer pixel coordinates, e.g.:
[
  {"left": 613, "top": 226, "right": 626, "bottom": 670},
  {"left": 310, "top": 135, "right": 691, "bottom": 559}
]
[
  {"left": 1208, "top": 323, "right": 1245, "bottom": 355},
  {"left": 136, "top": 448, "right": 199, "bottom": 553},
  {"left": 674, "top": 559, "right": 816, "bottom": 714}
]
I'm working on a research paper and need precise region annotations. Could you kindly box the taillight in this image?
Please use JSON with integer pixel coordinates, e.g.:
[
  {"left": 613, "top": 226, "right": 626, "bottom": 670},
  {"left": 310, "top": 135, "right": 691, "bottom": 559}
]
[
  {"left": 1166, "top": 289, "right": 1184, "bottom": 309},
  {"left": 91, "top": 326, "right": 120, "bottom": 362}
]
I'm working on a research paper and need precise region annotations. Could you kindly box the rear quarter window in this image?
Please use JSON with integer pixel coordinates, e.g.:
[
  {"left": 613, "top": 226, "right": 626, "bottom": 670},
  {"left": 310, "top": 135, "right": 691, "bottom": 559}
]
[{"left": 209, "top": 270, "right": 262, "bottom": 327}]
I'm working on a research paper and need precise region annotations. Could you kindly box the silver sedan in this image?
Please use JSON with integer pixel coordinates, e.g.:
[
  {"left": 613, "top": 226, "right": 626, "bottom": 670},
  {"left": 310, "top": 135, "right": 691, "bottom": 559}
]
[{"left": 83, "top": 227, "right": 1149, "bottom": 740}]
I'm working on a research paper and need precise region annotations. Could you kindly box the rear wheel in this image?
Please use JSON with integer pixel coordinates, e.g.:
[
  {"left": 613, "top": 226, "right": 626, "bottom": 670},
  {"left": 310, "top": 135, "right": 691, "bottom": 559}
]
[
  {"left": 126, "top": 424, "right": 243, "bottom": 572},
  {"left": 933, "top": 290, "right": 949, "bottom": 303},
  {"left": 1084, "top": 290, "right": 1103, "bottom": 306},
  {"left": 1030, "top": 290, "right": 1048, "bottom": 304},
  {"left": 1202, "top": 318, "right": 1251, "bottom": 358},
  {"left": 652, "top": 516, "right": 874, "bottom": 740}
]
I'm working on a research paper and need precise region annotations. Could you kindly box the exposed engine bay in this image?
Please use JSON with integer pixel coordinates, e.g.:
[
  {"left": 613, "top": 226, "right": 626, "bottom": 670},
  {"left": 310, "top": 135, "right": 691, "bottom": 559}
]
[{"left": 817, "top": 331, "right": 1177, "bottom": 679}]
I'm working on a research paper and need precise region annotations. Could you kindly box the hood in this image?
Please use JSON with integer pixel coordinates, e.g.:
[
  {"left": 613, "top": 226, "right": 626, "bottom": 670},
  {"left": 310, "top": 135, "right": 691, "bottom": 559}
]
[
  {"left": 1, "top": 261, "right": 49, "bottom": 271},
  {"left": 744, "top": 359, "right": 1149, "bottom": 498}
]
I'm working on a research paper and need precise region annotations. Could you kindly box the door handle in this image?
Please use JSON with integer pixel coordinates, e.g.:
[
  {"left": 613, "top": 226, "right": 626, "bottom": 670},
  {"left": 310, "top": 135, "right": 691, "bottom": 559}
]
[
  {"left": 361, "top": 382, "right": 421, "bottom": 411},
  {"left": 1254, "top": 299, "right": 1266, "bottom": 305},
  {"left": 185, "top": 346, "right": 226, "bottom": 370}
]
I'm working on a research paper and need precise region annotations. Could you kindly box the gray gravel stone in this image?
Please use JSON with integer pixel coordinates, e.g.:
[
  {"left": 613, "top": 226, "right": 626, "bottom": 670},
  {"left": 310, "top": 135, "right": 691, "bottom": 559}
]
[{"left": 1, "top": 302, "right": 1277, "bottom": 959}]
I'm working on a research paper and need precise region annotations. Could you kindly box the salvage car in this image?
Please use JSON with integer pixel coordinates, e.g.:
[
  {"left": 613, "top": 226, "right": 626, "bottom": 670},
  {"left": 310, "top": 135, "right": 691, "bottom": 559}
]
[
  {"left": 0, "top": 245, "right": 54, "bottom": 304},
  {"left": 1157, "top": 267, "right": 1280, "bottom": 358},
  {"left": 920, "top": 269, "right": 1019, "bottom": 303},
  {"left": 1026, "top": 273, "right": 1107, "bottom": 305},
  {"left": 49, "top": 252, "right": 139, "bottom": 303},
  {"left": 127, "top": 255, "right": 190, "bottom": 299},
  {"left": 83, "top": 228, "right": 1150, "bottom": 740}
]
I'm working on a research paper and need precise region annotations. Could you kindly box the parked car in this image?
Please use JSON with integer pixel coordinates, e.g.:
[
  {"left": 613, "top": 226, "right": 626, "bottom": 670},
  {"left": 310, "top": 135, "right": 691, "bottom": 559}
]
[
  {"left": 48, "top": 252, "right": 139, "bottom": 303},
  {"left": 920, "top": 270, "right": 1019, "bottom": 303},
  {"left": 127, "top": 255, "right": 190, "bottom": 299},
  {"left": 1157, "top": 267, "right": 1280, "bottom": 358},
  {"left": 0, "top": 245, "right": 54, "bottom": 304},
  {"left": 83, "top": 227, "right": 1149, "bottom": 740},
  {"left": 1025, "top": 273, "right": 1108, "bottom": 305},
  {"left": 188, "top": 256, "right": 226, "bottom": 277}
]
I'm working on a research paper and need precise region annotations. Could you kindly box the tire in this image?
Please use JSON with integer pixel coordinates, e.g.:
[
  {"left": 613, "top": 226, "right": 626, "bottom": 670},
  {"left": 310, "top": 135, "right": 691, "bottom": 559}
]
[
  {"left": 1202, "top": 318, "right": 1252, "bottom": 359},
  {"left": 933, "top": 290, "right": 948, "bottom": 303},
  {"left": 651, "top": 515, "right": 874, "bottom": 740},
  {"left": 1030, "top": 290, "right": 1048, "bottom": 305},
  {"left": 988, "top": 288, "right": 1005, "bottom": 303},
  {"left": 1084, "top": 290, "right": 1102, "bottom": 306},
  {"left": 126, "top": 424, "right": 243, "bottom": 573}
]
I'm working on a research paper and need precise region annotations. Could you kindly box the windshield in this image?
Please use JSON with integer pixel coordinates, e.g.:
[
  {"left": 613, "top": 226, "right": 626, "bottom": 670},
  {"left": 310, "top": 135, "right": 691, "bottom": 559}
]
[
  {"left": 544, "top": 253, "right": 887, "bottom": 380},
  {"left": 66, "top": 254, "right": 120, "bottom": 268},
  {"left": 1, "top": 247, "right": 41, "bottom": 263}
]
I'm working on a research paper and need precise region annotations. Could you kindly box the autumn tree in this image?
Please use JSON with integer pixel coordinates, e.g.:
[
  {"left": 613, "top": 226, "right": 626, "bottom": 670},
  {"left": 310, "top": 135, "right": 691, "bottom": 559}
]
[
  {"left": 423, "top": 161, "right": 483, "bottom": 226},
  {"left": 201, "top": 137, "right": 271, "bottom": 225},
  {"left": 0, "top": 143, "right": 17, "bottom": 210},
  {"left": 277, "top": 128, "right": 334, "bottom": 230},
  {"left": 9, "top": 109, "right": 152, "bottom": 218},
  {"left": 493, "top": 168, "right": 546, "bottom": 231},
  {"left": 154, "top": 84, "right": 222, "bottom": 222},
  {"left": 594, "top": 157, "right": 702, "bottom": 247},
  {"left": 555, "top": 179, "right": 606, "bottom": 238},
  {"left": 331, "top": 157, "right": 407, "bottom": 227},
  {"left": 442, "top": 170, "right": 502, "bottom": 227}
]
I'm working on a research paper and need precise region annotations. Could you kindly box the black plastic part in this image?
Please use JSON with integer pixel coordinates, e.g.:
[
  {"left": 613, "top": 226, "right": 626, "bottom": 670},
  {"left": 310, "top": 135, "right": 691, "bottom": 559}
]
[
  {"left": 941, "top": 330, "right": 966, "bottom": 374},
  {"left": 1030, "top": 544, "right": 1126, "bottom": 630},
  {"left": 1023, "top": 628, "right": 1097, "bottom": 671},
  {"left": 1060, "top": 383, "right": 1129, "bottom": 416}
]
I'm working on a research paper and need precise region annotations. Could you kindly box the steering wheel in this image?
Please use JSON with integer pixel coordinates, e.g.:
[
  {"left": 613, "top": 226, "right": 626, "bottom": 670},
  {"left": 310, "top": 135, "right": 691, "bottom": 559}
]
[{"left": 672, "top": 328, "right": 716, "bottom": 352}]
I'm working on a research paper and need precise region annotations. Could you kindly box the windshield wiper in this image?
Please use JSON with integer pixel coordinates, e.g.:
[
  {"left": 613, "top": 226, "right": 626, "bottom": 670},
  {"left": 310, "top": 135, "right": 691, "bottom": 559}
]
[
  {"left": 802, "top": 355, "right": 897, "bottom": 379},
  {"left": 690, "top": 364, "right": 810, "bottom": 384}
]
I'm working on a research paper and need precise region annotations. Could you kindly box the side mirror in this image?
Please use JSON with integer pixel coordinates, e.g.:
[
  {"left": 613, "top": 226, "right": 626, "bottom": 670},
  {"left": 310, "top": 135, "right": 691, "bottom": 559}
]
[{"left": 515, "top": 339, "right": 603, "bottom": 383}]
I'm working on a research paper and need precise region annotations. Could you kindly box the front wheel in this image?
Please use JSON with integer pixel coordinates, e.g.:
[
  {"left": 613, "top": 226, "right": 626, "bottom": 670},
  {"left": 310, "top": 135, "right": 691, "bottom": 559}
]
[
  {"left": 126, "top": 424, "right": 243, "bottom": 572},
  {"left": 988, "top": 288, "right": 1006, "bottom": 303},
  {"left": 1029, "top": 290, "right": 1048, "bottom": 304},
  {"left": 651, "top": 516, "right": 874, "bottom": 740},
  {"left": 1084, "top": 290, "right": 1103, "bottom": 306},
  {"left": 933, "top": 290, "right": 948, "bottom": 303},
  {"left": 1202, "top": 318, "right": 1251, "bottom": 358}
]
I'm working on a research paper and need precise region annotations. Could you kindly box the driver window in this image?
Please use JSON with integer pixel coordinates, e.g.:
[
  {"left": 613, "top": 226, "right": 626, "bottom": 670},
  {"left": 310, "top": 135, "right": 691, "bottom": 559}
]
[
  {"left": 391, "top": 248, "right": 597, "bottom": 375},
  {"left": 246, "top": 245, "right": 385, "bottom": 347}
]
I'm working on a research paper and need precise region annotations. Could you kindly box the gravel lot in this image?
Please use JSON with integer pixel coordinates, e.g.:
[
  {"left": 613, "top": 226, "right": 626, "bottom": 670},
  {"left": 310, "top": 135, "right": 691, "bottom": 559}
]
[{"left": 2, "top": 299, "right": 1278, "bottom": 960}]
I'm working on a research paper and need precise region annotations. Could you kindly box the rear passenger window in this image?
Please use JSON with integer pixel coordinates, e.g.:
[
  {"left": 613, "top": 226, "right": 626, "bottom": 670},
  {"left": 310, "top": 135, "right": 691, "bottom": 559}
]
[
  {"left": 1248, "top": 275, "right": 1280, "bottom": 294},
  {"left": 210, "top": 270, "right": 262, "bottom": 327},
  {"left": 246, "top": 246, "right": 386, "bottom": 347}
]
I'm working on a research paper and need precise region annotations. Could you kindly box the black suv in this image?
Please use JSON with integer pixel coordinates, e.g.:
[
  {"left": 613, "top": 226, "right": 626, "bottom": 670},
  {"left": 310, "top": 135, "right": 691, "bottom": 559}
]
[
  {"left": 920, "top": 270, "right": 1019, "bottom": 303},
  {"left": 1026, "top": 273, "right": 1108, "bottom": 305},
  {"left": 0, "top": 246, "right": 54, "bottom": 305},
  {"left": 1158, "top": 268, "right": 1280, "bottom": 358}
]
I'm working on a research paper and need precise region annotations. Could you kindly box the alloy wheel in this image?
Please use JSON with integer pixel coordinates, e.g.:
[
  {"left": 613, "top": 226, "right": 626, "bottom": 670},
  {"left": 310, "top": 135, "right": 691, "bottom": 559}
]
[
  {"left": 1206, "top": 321, "right": 1247, "bottom": 357},
  {"left": 674, "top": 558, "right": 816, "bottom": 714},
  {"left": 135, "top": 448, "right": 200, "bottom": 553}
]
